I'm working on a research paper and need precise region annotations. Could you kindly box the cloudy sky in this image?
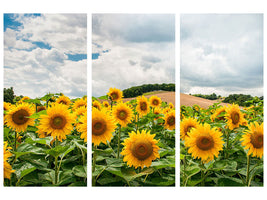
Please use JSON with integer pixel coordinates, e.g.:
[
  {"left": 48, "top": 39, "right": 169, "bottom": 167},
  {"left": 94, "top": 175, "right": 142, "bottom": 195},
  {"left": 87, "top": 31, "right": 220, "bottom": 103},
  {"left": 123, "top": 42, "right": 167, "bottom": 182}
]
[
  {"left": 4, "top": 14, "right": 87, "bottom": 99},
  {"left": 181, "top": 14, "right": 263, "bottom": 97},
  {"left": 92, "top": 14, "right": 175, "bottom": 97}
]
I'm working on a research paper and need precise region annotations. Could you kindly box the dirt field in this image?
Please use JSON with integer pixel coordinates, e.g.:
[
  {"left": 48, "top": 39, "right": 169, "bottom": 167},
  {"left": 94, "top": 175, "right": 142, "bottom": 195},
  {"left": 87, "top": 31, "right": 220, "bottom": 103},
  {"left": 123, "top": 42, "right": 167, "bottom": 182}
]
[{"left": 180, "top": 93, "right": 229, "bottom": 109}]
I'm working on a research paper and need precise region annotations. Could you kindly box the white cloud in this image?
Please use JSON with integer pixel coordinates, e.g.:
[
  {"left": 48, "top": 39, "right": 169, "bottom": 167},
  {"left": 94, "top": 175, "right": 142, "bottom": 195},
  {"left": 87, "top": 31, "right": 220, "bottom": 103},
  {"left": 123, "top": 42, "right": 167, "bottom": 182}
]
[
  {"left": 181, "top": 14, "right": 263, "bottom": 97},
  {"left": 92, "top": 14, "right": 175, "bottom": 97},
  {"left": 4, "top": 14, "right": 87, "bottom": 99}
]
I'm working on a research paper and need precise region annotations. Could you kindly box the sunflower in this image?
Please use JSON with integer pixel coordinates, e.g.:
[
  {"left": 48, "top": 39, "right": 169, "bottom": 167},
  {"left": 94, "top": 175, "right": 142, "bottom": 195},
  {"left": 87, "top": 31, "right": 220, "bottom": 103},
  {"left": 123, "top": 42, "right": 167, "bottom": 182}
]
[
  {"left": 241, "top": 122, "right": 263, "bottom": 158},
  {"left": 225, "top": 104, "right": 246, "bottom": 130},
  {"left": 5, "top": 103, "right": 35, "bottom": 132},
  {"left": 74, "top": 106, "right": 87, "bottom": 117},
  {"left": 73, "top": 98, "right": 87, "bottom": 111},
  {"left": 107, "top": 88, "right": 123, "bottom": 102},
  {"left": 121, "top": 130, "right": 160, "bottom": 169},
  {"left": 211, "top": 106, "right": 226, "bottom": 122},
  {"left": 102, "top": 101, "right": 110, "bottom": 108},
  {"left": 153, "top": 107, "right": 162, "bottom": 119},
  {"left": 163, "top": 107, "right": 171, "bottom": 114},
  {"left": 180, "top": 117, "right": 199, "bottom": 141},
  {"left": 77, "top": 112, "right": 87, "bottom": 142},
  {"left": 92, "top": 100, "right": 101, "bottom": 110},
  {"left": 164, "top": 110, "right": 175, "bottom": 130},
  {"left": 37, "top": 103, "right": 75, "bottom": 142},
  {"left": 149, "top": 96, "right": 162, "bottom": 108},
  {"left": 185, "top": 123, "right": 224, "bottom": 163},
  {"left": 4, "top": 142, "right": 15, "bottom": 179},
  {"left": 4, "top": 102, "right": 12, "bottom": 112},
  {"left": 37, "top": 105, "right": 46, "bottom": 113},
  {"left": 169, "top": 102, "right": 174, "bottom": 109},
  {"left": 112, "top": 102, "right": 133, "bottom": 127},
  {"left": 92, "top": 108, "right": 116, "bottom": 146},
  {"left": 136, "top": 96, "right": 150, "bottom": 117},
  {"left": 56, "top": 95, "right": 71, "bottom": 106}
]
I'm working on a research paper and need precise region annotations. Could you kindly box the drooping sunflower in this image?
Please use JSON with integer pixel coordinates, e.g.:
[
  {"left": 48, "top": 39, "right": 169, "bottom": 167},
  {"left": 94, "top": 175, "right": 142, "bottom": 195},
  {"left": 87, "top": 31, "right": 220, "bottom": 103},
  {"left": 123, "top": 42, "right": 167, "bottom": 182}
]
[
  {"left": 121, "top": 130, "right": 160, "bottom": 169},
  {"left": 225, "top": 104, "right": 246, "bottom": 130},
  {"left": 136, "top": 96, "right": 150, "bottom": 117},
  {"left": 180, "top": 117, "right": 199, "bottom": 141},
  {"left": 164, "top": 110, "right": 175, "bottom": 130},
  {"left": 92, "top": 100, "right": 101, "bottom": 110},
  {"left": 112, "top": 102, "right": 133, "bottom": 127},
  {"left": 37, "top": 103, "right": 75, "bottom": 142},
  {"left": 241, "top": 122, "right": 263, "bottom": 158},
  {"left": 211, "top": 106, "right": 226, "bottom": 122},
  {"left": 56, "top": 95, "right": 71, "bottom": 106},
  {"left": 4, "top": 142, "right": 15, "bottom": 179},
  {"left": 185, "top": 123, "right": 224, "bottom": 163},
  {"left": 72, "top": 98, "right": 87, "bottom": 111},
  {"left": 107, "top": 88, "right": 123, "bottom": 102},
  {"left": 5, "top": 103, "right": 35, "bottom": 132},
  {"left": 92, "top": 108, "right": 116, "bottom": 146},
  {"left": 77, "top": 112, "right": 87, "bottom": 142},
  {"left": 149, "top": 96, "right": 162, "bottom": 108}
]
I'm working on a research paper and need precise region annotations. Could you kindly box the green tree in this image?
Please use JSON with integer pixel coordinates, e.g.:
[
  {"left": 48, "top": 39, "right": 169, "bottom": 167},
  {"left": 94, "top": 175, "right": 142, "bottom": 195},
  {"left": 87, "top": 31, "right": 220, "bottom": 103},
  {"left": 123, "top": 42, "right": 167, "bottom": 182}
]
[{"left": 4, "top": 87, "right": 15, "bottom": 104}]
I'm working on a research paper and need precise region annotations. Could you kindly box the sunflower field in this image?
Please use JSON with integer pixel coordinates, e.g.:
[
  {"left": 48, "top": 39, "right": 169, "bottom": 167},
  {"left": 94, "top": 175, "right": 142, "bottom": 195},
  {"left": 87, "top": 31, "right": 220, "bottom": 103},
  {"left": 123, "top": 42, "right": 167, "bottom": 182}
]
[
  {"left": 92, "top": 88, "right": 175, "bottom": 186},
  {"left": 3, "top": 93, "right": 87, "bottom": 186},
  {"left": 180, "top": 97, "right": 263, "bottom": 187}
]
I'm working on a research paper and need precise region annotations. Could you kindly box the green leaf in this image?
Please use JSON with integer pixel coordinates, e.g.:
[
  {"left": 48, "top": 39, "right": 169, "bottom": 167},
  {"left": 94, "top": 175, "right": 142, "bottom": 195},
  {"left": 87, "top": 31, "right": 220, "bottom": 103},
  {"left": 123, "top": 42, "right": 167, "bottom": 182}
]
[
  {"left": 58, "top": 170, "right": 76, "bottom": 185},
  {"left": 27, "top": 110, "right": 47, "bottom": 118},
  {"left": 72, "top": 165, "right": 87, "bottom": 178},
  {"left": 218, "top": 177, "right": 245, "bottom": 186},
  {"left": 150, "top": 157, "right": 175, "bottom": 169},
  {"left": 45, "top": 145, "right": 69, "bottom": 158}
]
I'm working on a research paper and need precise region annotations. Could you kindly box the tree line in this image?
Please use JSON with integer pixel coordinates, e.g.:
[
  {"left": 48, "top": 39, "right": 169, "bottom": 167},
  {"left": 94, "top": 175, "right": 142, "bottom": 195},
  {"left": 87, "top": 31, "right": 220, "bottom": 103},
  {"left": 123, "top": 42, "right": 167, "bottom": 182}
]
[{"left": 123, "top": 83, "right": 175, "bottom": 98}]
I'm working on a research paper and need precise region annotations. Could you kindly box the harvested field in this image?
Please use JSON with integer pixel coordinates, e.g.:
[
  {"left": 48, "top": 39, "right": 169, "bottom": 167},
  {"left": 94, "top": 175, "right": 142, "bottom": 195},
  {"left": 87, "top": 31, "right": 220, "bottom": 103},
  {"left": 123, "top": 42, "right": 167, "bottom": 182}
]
[{"left": 180, "top": 93, "right": 229, "bottom": 109}]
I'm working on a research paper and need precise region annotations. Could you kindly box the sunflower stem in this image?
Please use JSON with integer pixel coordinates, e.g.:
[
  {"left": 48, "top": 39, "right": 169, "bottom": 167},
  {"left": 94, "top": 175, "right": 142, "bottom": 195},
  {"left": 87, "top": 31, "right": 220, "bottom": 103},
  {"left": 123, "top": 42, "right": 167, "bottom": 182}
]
[
  {"left": 92, "top": 145, "right": 97, "bottom": 186},
  {"left": 246, "top": 154, "right": 250, "bottom": 186},
  {"left": 200, "top": 162, "right": 205, "bottom": 186},
  {"left": 225, "top": 129, "right": 230, "bottom": 159},
  {"left": 14, "top": 131, "right": 17, "bottom": 151},
  {"left": 54, "top": 138, "right": 59, "bottom": 185},
  {"left": 183, "top": 153, "right": 187, "bottom": 186},
  {"left": 117, "top": 125, "right": 121, "bottom": 159}
]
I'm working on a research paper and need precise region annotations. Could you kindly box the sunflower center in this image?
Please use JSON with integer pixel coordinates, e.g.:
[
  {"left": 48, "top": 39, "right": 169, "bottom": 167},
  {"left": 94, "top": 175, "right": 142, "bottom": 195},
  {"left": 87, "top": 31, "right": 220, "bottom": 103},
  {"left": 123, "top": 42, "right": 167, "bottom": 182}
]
[
  {"left": 111, "top": 93, "right": 118, "bottom": 100},
  {"left": 153, "top": 100, "right": 159, "bottom": 105},
  {"left": 231, "top": 112, "right": 240, "bottom": 124},
  {"left": 118, "top": 110, "right": 127, "bottom": 120},
  {"left": 58, "top": 100, "right": 67, "bottom": 105},
  {"left": 92, "top": 119, "right": 107, "bottom": 136},
  {"left": 131, "top": 141, "right": 153, "bottom": 160},
  {"left": 196, "top": 135, "right": 214, "bottom": 151},
  {"left": 12, "top": 109, "right": 29, "bottom": 125},
  {"left": 167, "top": 116, "right": 175, "bottom": 126},
  {"left": 140, "top": 102, "right": 147, "bottom": 111},
  {"left": 251, "top": 132, "right": 263, "bottom": 149},
  {"left": 50, "top": 116, "right": 67, "bottom": 129}
]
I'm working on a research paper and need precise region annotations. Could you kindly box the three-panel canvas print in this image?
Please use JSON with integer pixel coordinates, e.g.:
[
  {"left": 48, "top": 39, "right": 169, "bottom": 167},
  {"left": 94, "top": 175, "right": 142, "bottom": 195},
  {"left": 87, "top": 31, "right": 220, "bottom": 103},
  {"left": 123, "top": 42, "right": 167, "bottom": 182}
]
[{"left": 3, "top": 13, "right": 263, "bottom": 187}]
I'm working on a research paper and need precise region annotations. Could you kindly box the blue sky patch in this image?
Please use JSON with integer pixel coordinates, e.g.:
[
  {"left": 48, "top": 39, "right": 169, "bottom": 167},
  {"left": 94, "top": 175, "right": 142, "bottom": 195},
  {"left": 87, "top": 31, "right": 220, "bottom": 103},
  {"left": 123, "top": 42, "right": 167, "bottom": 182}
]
[{"left": 67, "top": 54, "right": 87, "bottom": 61}]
